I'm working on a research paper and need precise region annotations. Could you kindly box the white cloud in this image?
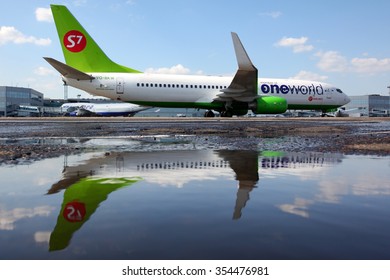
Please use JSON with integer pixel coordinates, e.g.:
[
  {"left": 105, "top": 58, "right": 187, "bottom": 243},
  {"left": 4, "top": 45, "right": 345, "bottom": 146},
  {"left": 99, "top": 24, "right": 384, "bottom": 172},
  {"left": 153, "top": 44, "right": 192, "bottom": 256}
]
[
  {"left": 35, "top": 7, "right": 53, "bottom": 22},
  {"left": 290, "top": 70, "right": 328, "bottom": 82},
  {"left": 259, "top": 11, "right": 282, "bottom": 19},
  {"left": 0, "top": 26, "right": 51, "bottom": 46},
  {"left": 276, "top": 35, "right": 390, "bottom": 75},
  {"left": 350, "top": 57, "right": 390, "bottom": 73},
  {"left": 73, "top": 0, "right": 87, "bottom": 6},
  {"left": 34, "top": 66, "right": 56, "bottom": 76},
  {"left": 315, "top": 51, "right": 349, "bottom": 72},
  {"left": 145, "top": 64, "right": 191, "bottom": 75},
  {"left": 0, "top": 206, "right": 54, "bottom": 230},
  {"left": 34, "top": 231, "right": 51, "bottom": 243},
  {"left": 315, "top": 51, "right": 390, "bottom": 74},
  {"left": 278, "top": 198, "right": 313, "bottom": 218},
  {"left": 275, "top": 36, "right": 314, "bottom": 53}
]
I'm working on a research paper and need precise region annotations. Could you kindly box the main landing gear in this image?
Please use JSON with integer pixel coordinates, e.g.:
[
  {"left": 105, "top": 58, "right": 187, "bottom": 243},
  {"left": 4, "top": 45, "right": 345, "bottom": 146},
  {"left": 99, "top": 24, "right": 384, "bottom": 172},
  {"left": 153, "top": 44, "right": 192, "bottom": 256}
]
[
  {"left": 220, "top": 111, "right": 233, "bottom": 117},
  {"left": 204, "top": 110, "right": 234, "bottom": 118},
  {"left": 204, "top": 110, "right": 215, "bottom": 117}
]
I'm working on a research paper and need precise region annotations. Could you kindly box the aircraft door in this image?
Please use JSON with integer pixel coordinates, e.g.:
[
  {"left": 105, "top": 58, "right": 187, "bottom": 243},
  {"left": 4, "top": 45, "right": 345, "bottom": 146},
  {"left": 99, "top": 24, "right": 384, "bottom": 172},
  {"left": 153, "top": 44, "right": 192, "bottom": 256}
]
[
  {"left": 116, "top": 78, "right": 124, "bottom": 94},
  {"left": 325, "top": 88, "right": 333, "bottom": 104}
]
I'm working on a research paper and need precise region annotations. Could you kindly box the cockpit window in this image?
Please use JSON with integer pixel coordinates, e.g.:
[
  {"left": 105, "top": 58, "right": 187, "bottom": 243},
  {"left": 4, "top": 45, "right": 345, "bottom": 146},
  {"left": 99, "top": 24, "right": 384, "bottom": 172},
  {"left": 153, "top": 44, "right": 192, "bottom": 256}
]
[{"left": 336, "top": 88, "right": 343, "bottom": 93}]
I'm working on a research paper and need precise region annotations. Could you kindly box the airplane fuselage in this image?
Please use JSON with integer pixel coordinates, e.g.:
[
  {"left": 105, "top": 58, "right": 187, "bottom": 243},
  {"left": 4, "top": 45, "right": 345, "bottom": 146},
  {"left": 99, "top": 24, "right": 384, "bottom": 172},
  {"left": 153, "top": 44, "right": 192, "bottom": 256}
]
[
  {"left": 61, "top": 102, "right": 149, "bottom": 117},
  {"left": 65, "top": 73, "right": 350, "bottom": 113},
  {"left": 48, "top": 5, "right": 351, "bottom": 117}
]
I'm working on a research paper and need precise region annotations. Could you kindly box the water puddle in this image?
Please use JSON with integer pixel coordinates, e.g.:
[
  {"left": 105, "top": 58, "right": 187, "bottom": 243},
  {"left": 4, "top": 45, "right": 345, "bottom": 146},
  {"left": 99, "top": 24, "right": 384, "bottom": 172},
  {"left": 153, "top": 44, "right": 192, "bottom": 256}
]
[{"left": 0, "top": 138, "right": 389, "bottom": 259}]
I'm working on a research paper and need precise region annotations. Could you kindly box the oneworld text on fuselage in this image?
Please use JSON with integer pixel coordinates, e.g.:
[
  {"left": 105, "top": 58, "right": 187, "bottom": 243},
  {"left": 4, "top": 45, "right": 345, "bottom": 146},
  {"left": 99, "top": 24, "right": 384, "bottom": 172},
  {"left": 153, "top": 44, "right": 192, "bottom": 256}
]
[{"left": 260, "top": 83, "right": 324, "bottom": 96}]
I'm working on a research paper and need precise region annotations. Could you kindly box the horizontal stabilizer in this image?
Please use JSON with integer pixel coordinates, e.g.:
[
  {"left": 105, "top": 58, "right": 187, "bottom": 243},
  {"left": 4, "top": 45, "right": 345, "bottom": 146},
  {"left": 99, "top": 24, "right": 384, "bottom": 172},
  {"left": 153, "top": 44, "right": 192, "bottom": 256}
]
[{"left": 43, "top": 57, "right": 95, "bottom": 81}]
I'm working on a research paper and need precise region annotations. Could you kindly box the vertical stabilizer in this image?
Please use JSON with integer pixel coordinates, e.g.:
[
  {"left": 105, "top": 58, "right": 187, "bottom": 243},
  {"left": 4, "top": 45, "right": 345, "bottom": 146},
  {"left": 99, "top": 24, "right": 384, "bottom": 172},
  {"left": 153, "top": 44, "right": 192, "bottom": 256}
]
[{"left": 50, "top": 5, "right": 141, "bottom": 73}]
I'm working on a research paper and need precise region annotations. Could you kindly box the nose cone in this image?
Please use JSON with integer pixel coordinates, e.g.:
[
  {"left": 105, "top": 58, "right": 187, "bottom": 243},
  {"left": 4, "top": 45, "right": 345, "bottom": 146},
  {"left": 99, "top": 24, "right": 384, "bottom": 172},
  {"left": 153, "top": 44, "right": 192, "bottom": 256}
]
[{"left": 344, "top": 94, "right": 351, "bottom": 105}]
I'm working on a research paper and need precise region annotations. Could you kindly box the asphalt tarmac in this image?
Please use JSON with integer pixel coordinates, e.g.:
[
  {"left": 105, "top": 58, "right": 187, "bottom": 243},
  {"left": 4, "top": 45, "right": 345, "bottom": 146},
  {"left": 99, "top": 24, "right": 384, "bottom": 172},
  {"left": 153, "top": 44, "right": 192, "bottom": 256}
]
[{"left": 0, "top": 117, "right": 389, "bottom": 164}]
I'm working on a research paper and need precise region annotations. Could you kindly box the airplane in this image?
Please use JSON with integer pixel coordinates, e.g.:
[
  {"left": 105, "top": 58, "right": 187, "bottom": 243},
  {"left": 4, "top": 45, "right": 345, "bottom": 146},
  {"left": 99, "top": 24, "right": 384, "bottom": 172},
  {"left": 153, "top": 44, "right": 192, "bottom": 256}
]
[
  {"left": 45, "top": 5, "right": 351, "bottom": 118},
  {"left": 60, "top": 101, "right": 150, "bottom": 117}
]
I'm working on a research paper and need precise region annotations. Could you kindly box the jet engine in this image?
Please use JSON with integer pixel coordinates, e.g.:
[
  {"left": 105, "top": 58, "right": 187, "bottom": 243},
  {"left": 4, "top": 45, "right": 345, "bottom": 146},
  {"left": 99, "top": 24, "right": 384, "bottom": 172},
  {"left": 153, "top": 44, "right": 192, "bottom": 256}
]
[{"left": 249, "top": 96, "right": 288, "bottom": 114}]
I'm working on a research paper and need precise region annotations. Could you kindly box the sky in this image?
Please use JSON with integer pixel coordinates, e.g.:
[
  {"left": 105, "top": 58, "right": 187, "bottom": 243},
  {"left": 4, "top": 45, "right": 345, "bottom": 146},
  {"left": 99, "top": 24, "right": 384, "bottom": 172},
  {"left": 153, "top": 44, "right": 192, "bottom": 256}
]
[{"left": 1, "top": 0, "right": 390, "bottom": 99}]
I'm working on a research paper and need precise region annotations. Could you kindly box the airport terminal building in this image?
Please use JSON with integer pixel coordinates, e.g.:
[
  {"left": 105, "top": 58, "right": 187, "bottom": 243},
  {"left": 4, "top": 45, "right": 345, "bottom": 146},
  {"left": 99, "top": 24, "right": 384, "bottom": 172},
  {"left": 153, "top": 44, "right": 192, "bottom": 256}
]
[
  {"left": 344, "top": 94, "right": 390, "bottom": 117},
  {"left": 0, "top": 86, "right": 44, "bottom": 117}
]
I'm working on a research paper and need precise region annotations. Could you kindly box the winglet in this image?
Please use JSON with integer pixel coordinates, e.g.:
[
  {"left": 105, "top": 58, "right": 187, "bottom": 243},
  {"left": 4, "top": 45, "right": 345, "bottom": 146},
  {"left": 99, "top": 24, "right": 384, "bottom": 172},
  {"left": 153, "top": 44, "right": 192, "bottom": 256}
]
[
  {"left": 231, "top": 32, "right": 257, "bottom": 71},
  {"left": 214, "top": 32, "right": 258, "bottom": 102}
]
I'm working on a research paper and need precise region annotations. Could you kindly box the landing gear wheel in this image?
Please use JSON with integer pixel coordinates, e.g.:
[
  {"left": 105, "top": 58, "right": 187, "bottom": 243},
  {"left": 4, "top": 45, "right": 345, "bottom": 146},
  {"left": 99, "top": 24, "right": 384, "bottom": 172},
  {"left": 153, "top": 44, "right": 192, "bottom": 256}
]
[
  {"left": 204, "top": 110, "right": 215, "bottom": 117},
  {"left": 221, "top": 111, "right": 233, "bottom": 118}
]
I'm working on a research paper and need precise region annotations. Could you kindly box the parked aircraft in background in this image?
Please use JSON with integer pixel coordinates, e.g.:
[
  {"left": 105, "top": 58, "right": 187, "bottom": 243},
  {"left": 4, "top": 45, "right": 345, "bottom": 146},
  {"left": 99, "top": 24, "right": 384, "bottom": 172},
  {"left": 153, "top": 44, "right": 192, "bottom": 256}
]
[
  {"left": 60, "top": 102, "right": 150, "bottom": 117},
  {"left": 45, "top": 5, "right": 350, "bottom": 117}
]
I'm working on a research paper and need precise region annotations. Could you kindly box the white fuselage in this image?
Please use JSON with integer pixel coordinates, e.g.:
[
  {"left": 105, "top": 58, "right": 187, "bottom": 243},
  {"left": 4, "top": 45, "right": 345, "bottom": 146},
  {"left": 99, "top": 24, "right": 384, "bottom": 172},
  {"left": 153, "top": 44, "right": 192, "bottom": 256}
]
[{"left": 64, "top": 73, "right": 350, "bottom": 111}]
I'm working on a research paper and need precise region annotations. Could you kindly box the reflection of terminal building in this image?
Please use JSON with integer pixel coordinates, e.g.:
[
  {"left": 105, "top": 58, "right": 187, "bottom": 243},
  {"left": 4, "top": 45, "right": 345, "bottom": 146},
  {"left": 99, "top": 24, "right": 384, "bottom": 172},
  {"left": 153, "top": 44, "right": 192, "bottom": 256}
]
[
  {"left": 0, "top": 86, "right": 44, "bottom": 117},
  {"left": 344, "top": 94, "right": 390, "bottom": 117}
]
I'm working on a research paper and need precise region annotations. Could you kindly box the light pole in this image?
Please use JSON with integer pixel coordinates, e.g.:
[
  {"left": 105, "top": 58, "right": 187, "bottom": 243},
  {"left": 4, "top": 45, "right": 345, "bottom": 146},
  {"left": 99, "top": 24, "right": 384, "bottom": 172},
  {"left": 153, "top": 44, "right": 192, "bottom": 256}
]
[{"left": 387, "top": 86, "right": 390, "bottom": 116}]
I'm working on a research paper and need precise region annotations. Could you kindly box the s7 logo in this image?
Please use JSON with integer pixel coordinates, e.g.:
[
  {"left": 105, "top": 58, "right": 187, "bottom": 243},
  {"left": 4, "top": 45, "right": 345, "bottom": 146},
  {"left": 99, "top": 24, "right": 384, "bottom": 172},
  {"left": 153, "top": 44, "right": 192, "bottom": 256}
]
[
  {"left": 63, "top": 201, "right": 86, "bottom": 222},
  {"left": 66, "top": 35, "right": 83, "bottom": 48},
  {"left": 63, "top": 30, "right": 87, "bottom": 52}
]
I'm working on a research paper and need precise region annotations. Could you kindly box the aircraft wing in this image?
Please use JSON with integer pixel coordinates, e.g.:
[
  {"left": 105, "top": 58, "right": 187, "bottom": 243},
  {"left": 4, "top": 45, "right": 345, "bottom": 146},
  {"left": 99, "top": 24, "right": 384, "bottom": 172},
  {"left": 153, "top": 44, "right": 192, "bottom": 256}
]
[
  {"left": 215, "top": 32, "right": 258, "bottom": 103},
  {"left": 216, "top": 150, "right": 259, "bottom": 220},
  {"left": 44, "top": 57, "right": 95, "bottom": 81}
]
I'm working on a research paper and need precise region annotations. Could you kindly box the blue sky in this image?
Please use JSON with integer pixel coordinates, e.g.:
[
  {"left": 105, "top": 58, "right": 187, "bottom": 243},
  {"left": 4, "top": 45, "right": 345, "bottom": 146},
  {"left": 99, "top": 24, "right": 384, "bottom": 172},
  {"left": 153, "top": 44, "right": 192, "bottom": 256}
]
[{"left": 1, "top": 0, "right": 390, "bottom": 99}]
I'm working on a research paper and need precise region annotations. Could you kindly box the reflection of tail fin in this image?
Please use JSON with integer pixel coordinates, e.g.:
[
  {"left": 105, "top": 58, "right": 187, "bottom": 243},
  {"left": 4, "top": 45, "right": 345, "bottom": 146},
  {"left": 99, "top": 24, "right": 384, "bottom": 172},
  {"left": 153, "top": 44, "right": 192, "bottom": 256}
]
[
  {"left": 50, "top": 4, "right": 141, "bottom": 73},
  {"left": 49, "top": 177, "right": 141, "bottom": 251}
]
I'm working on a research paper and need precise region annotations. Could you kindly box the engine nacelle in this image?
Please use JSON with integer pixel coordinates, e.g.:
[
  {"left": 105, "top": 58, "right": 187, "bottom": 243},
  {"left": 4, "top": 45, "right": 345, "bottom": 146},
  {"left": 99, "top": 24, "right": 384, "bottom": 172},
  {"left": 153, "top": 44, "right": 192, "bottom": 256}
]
[{"left": 250, "top": 96, "right": 287, "bottom": 114}]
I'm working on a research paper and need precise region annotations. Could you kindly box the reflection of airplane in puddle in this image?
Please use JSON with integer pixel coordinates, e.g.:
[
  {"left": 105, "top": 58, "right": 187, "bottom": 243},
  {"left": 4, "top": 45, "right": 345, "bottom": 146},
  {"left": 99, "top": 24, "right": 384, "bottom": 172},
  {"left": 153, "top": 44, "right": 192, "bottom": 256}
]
[
  {"left": 47, "top": 149, "right": 343, "bottom": 251},
  {"left": 48, "top": 177, "right": 141, "bottom": 251}
]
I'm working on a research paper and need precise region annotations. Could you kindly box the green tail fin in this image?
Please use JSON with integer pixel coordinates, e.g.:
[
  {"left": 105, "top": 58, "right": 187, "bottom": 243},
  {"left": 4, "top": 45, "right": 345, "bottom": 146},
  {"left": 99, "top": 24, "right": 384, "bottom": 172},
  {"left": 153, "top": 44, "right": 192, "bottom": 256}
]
[{"left": 50, "top": 4, "right": 141, "bottom": 73}]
